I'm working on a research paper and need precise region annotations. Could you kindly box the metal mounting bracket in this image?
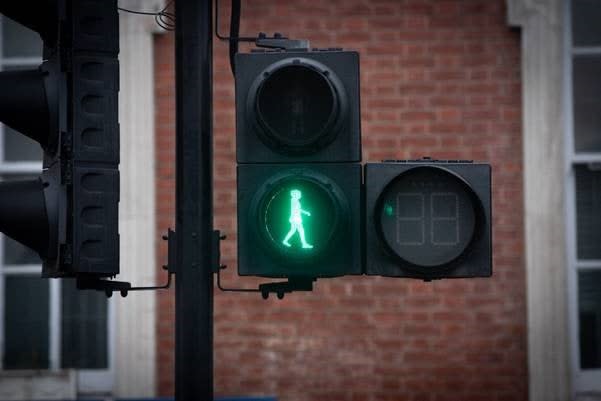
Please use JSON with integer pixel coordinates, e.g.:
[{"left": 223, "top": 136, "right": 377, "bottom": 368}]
[
  {"left": 258, "top": 278, "right": 315, "bottom": 300},
  {"left": 75, "top": 229, "right": 177, "bottom": 297},
  {"left": 255, "top": 32, "right": 310, "bottom": 51}
]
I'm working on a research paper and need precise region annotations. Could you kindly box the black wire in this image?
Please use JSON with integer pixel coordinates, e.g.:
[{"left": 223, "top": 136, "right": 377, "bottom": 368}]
[
  {"left": 117, "top": 7, "right": 157, "bottom": 16},
  {"left": 215, "top": 0, "right": 256, "bottom": 42},
  {"left": 156, "top": 12, "right": 175, "bottom": 31},
  {"left": 118, "top": 0, "right": 175, "bottom": 31},
  {"left": 160, "top": 12, "right": 176, "bottom": 25},
  {"left": 229, "top": 0, "right": 241, "bottom": 75}
]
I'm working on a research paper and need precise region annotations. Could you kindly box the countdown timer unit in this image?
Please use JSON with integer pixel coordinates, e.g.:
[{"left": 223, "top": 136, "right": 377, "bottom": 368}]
[
  {"left": 364, "top": 161, "right": 492, "bottom": 280},
  {"left": 237, "top": 163, "right": 361, "bottom": 278}
]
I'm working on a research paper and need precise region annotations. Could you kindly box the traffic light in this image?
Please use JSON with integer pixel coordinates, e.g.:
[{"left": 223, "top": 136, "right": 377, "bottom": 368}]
[
  {"left": 364, "top": 160, "right": 492, "bottom": 280},
  {"left": 0, "top": 0, "right": 120, "bottom": 278},
  {"left": 236, "top": 48, "right": 362, "bottom": 278}
]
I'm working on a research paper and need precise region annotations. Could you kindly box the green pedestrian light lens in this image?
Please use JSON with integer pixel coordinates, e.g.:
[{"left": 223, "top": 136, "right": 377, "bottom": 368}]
[
  {"left": 258, "top": 176, "right": 338, "bottom": 258},
  {"left": 281, "top": 188, "right": 314, "bottom": 249}
]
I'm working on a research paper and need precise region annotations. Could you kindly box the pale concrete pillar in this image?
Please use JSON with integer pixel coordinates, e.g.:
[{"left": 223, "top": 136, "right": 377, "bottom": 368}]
[
  {"left": 507, "top": 1, "right": 570, "bottom": 400},
  {"left": 114, "top": 1, "right": 165, "bottom": 397}
]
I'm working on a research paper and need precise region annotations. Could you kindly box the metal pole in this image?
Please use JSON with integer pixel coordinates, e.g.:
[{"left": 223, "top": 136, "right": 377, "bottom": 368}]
[{"left": 175, "top": 0, "right": 213, "bottom": 400}]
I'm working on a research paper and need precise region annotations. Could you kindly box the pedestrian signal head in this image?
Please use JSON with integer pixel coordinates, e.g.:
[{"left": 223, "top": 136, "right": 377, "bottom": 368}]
[{"left": 237, "top": 164, "right": 362, "bottom": 278}]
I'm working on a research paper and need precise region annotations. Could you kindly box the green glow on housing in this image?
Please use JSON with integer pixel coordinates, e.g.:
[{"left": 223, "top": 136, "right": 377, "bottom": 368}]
[
  {"left": 384, "top": 203, "right": 394, "bottom": 217},
  {"left": 282, "top": 188, "right": 314, "bottom": 249}
]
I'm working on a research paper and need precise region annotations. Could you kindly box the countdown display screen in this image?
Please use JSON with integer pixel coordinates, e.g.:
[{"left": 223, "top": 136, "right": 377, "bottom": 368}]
[
  {"left": 376, "top": 167, "right": 478, "bottom": 267},
  {"left": 258, "top": 176, "right": 339, "bottom": 258}
]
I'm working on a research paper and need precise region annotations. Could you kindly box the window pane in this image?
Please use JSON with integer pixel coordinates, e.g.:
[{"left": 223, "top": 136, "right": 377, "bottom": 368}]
[
  {"left": 573, "top": 56, "right": 601, "bottom": 153},
  {"left": 579, "top": 270, "right": 601, "bottom": 369},
  {"left": 1, "top": 16, "right": 42, "bottom": 58},
  {"left": 575, "top": 165, "right": 601, "bottom": 259},
  {"left": 0, "top": 174, "right": 44, "bottom": 265},
  {"left": 3, "top": 235, "right": 41, "bottom": 265},
  {"left": 61, "top": 279, "right": 108, "bottom": 369},
  {"left": 3, "top": 276, "right": 49, "bottom": 369},
  {"left": 3, "top": 125, "right": 43, "bottom": 162},
  {"left": 572, "top": 0, "right": 601, "bottom": 47},
  {"left": 2, "top": 64, "right": 41, "bottom": 71}
]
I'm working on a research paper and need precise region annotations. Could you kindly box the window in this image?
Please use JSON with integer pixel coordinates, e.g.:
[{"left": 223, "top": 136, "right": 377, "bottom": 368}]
[
  {"left": 0, "top": 15, "right": 112, "bottom": 394},
  {"left": 566, "top": 0, "right": 601, "bottom": 393}
]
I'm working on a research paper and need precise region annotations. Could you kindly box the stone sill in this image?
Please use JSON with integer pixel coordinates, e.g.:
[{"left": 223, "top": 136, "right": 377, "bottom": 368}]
[{"left": 0, "top": 370, "right": 76, "bottom": 401}]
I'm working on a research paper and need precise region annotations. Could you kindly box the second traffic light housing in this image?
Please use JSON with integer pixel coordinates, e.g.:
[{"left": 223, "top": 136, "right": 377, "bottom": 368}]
[{"left": 364, "top": 161, "right": 492, "bottom": 280}]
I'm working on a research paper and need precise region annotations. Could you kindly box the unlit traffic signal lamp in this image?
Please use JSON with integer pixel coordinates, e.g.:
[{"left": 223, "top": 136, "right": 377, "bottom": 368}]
[
  {"left": 0, "top": 0, "right": 120, "bottom": 278},
  {"left": 235, "top": 49, "right": 361, "bottom": 163}
]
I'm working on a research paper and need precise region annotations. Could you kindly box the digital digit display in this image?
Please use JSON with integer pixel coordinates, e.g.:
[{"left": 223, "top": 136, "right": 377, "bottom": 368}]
[
  {"left": 258, "top": 176, "right": 339, "bottom": 258},
  {"left": 377, "top": 167, "right": 477, "bottom": 267}
]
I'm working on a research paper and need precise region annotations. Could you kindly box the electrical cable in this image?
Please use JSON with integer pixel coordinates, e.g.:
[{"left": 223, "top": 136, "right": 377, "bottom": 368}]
[
  {"left": 215, "top": 0, "right": 256, "bottom": 42},
  {"left": 118, "top": 0, "right": 175, "bottom": 31},
  {"left": 229, "top": 0, "right": 241, "bottom": 75}
]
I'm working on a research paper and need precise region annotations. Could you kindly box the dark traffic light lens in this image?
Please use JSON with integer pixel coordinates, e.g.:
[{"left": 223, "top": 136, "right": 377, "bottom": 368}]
[
  {"left": 376, "top": 167, "right": 479, "bottom": 268},
  {"left": 256, "top": 174, "right": 342, "bottom": 260},
  {"left": 255, "top": 63, "right": 340, "bottom": 154}
]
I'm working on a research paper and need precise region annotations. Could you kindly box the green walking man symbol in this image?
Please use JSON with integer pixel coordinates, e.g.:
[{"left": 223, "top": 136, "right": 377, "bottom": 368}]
[{"left": 282, "top": 189, "right": 313, "bottom": 249}]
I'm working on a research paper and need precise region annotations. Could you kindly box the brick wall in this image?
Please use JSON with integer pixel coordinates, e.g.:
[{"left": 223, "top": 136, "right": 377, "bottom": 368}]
[{"left": 155, "top": 1, "right": 527, "bottom": 400}]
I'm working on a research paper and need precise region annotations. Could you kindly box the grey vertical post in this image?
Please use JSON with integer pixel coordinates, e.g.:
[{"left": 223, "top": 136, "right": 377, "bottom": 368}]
[{"left": 175, "top": 0, "right": 213, "bottom": 400}]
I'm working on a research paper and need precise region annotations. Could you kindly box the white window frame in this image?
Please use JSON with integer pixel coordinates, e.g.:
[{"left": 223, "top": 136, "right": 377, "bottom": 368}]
[
  {"left": 0, "top": 15, "right": 114, "bottom": 395},
  {"left": 564, "top": 0, "right": 601, "bottom": 393}
]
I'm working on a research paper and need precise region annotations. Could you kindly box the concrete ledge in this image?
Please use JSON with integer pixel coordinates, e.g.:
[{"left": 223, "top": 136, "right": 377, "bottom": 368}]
[{"left": 0, "top": 370, "right": 77, "bottom": 401}]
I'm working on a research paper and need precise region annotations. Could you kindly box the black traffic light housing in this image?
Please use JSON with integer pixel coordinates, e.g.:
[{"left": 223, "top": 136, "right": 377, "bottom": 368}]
[
  {"left": 235, "top": 49, "right": 361, "bottom": 163},
  {"left": 0, "top": 0, "right": 120, "bottom": 278},
  {"left": 235, "top": 46, "right": 362, "bottom": 280},
  {"left": 364, "top": 160, "right": 492, "bottom": 280}
]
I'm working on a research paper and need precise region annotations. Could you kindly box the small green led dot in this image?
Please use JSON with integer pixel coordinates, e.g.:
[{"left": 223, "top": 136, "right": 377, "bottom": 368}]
[{"left": 384, "top": 203, "right": 394, "bottom": 217}]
